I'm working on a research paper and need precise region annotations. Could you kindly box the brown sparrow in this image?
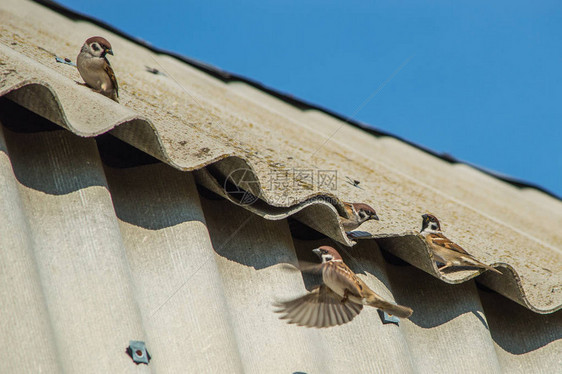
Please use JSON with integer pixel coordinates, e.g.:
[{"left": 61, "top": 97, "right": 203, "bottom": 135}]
[
  {"left": 275, "top": 246, "right": 412, "bottom": 328},
  {"left": 340, "top": 202, "right": 379, "bottom": 231},
  {"left": 76, "top": 36, "right": 119, "bottom": 101},
  {"left": 421, "top": 214, "right": 502, "bottom": 274}
]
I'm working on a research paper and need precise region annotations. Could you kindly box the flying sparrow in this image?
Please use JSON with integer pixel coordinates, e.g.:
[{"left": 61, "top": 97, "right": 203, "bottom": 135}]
[
  {"left": 420, "top": 214, "right": 502, "bottom": 274},
  {"left": 275, "top": 246, "right": 413, "bottom": 328},
  {"left": 340, "top": 202, "right": 379, "bottom": 231},
  {"left": 76, "top": 36, "right": 119, "bottom": 101}
]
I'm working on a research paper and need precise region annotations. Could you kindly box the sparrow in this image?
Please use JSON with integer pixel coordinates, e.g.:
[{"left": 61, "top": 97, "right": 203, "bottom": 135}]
[
  {"left": 420, "top": 214, "right": 502, "bottom": 274},
  {"left": 340, "top": 202, "right": 379, "bottom": 231},
  {"left": 76, "top": 36, "right": 119, "bottom": 101},
  {"left": 275, "top": 246, "right": 413, "bottom": 328}
]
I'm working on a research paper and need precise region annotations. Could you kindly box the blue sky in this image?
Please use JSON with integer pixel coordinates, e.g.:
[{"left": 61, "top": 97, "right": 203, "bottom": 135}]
[{"left": 59, "top": 0, "right": 562, "bottom": 197}]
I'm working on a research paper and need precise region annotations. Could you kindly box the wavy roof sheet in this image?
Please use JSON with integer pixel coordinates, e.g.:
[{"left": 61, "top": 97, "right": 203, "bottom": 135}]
[
  {"left": 1, "top": 106, "right": 560, "bottom": 373},
  {"left": 0, "top": 0, "right": 561, "bottom": 372}
]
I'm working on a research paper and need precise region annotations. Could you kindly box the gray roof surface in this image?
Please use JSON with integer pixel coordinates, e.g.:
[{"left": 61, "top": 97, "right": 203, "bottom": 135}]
[{"left": 0, "top": 0, "right": 561, "bottom": 372}]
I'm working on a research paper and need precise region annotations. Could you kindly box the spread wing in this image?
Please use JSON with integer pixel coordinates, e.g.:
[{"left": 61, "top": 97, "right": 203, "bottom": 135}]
[
  {"left": 427, "top": 233, "right": 469, "bottom": 255},
  {"left": 292, "top": 260, "right": 323, "bottom": 274},
  {"left": 274, "top": 285, "right": 363, "bottom": 328},
  {"left": 104, "top": 58, "right": 119, "bottom": 98}
]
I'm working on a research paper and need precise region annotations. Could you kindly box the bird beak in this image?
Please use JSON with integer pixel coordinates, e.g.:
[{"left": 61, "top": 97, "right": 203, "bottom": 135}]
[
  {"left": 372, "top": 213, "right": 380, "bottom": 221},
  {"left": 106, "top": 48, "right": 114, "bottom": 56},
  {"left": 421, "top": 214, "right": 429, "bottom": 230},
  {"left": 312, "top": 248, "right": 321, "bottom": 258}
]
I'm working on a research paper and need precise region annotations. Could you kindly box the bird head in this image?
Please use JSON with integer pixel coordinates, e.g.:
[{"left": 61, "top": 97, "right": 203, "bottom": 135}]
[
  {"left": 312, "top": 246, "right": 343, "bottom": 263},
  {"left": 421, "top": 213, "right": 441, "bottom": 233},
  {"left": 84, "top": 36, "right": 114, "bottom": 57},
  {"left": 351, "top": 203, "right": 379, "bottom": 223}
]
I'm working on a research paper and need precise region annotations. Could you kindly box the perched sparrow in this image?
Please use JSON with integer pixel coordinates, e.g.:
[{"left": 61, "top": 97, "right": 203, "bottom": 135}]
[
  {"left": 76, "top": 36, "right": 119, "bottom": 101},
  {"left": 340, "top": 202, "right": 379, "bottom": 231},
  {"left": 421, "top": 214, "right": 502, "bottom": 274},
  {"left": 275, "top": 246, "right": 412, "bottom": 328}
]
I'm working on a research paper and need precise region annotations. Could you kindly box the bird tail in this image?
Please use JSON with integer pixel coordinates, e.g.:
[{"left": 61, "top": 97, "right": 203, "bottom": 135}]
[
  {"left": 367, "top": 297, "right": 413, "bottom": 319},
  {"left": 462, "top": 256, "right": 503, "bottom": 274},
  {"left": 480, "top": 262, "right": 503, "bottom": 274}
]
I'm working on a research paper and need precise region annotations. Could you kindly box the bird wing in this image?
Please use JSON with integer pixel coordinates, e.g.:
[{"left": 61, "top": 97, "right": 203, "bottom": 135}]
[
  {"left": 104, "top": 58, "right": 119, "bottom": 98},
  {"left": 427, "top": 233, "right": 469, "bottom": 254},
  {"left": 330, "top": 262, "right": 365, "bottom": 297},
  {"left": 284, "top": 260, "right": 323, "bottom": 274},
  {"left": 274, "top": 285, "right": 363, "bottom": 328},
  {"left": 427, "top": 233, "right": 502, "bottom": 274},
  {"left": 342, "top": 202, "right": 355, "bottom": 219}
]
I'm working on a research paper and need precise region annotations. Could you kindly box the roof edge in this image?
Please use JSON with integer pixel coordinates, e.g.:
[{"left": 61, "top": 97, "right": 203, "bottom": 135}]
[
  {"left": 2, "top": 78, "right": 560, "bottom": 314},
  {"left": 31, "top": 0, "right": 561, "bottom": 201}
]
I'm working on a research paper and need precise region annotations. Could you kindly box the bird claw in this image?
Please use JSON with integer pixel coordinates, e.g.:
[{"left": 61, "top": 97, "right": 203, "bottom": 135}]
[
  {"left": 438, "top": 262, "right": 453, "bottom": 272},
  {"left": 341, "top": 290, "right": 350, "bottom": 304}
]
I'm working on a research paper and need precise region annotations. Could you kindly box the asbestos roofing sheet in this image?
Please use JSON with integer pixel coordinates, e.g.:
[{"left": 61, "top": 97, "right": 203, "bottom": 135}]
[
  {"left": 0, "top": 127, "right": 148, "bottom": 373},
  {"left": 0, "top": 0, "right": 560, "bottom": 316},
  {"left": 0, "top": 107, "right": 561, "bottom": 373}
]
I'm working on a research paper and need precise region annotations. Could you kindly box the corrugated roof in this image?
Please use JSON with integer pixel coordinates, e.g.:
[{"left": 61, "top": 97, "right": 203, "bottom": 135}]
[
  {"left": 1, "top": 0, "right": 560, "bottom": 314},
  {"left": 29, "top": 0, "right": 562, "bottom": 201},
  {"left": 1, "top": 1, "right": 561, "bottom": 372},
  {"left": 1, "top": 105, "right": 560, "bottom": 373}
]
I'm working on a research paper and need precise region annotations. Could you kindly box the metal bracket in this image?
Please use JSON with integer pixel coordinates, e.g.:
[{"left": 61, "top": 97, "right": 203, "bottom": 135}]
[
  {"left": 378, "top": 309, "right": 400, "bottom": 325},
  {"left": 55, "top": 56, "right": 76, "bottom": 67},
  {"left": 346, "top": 230, "right": 374, "bottom": 240},
  {"left": 127, "top": 340, "right": 151, "bottom": 365},
  {"left": 345, "top": 176, "right": 363, "bottom": 189},
  {"left": 145, "top": 66, "right": 167, "bottom": 76}
]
